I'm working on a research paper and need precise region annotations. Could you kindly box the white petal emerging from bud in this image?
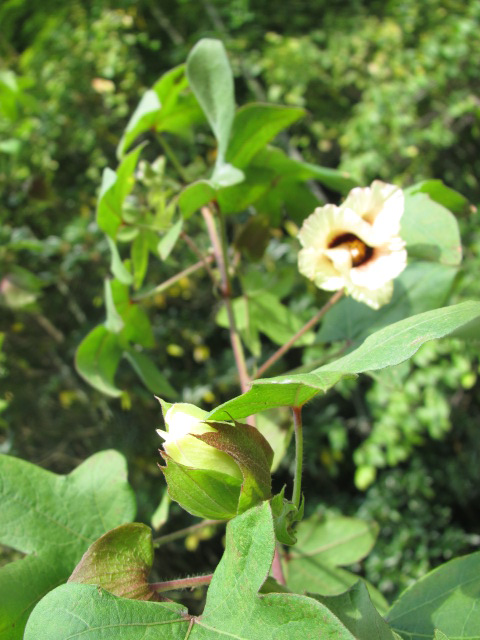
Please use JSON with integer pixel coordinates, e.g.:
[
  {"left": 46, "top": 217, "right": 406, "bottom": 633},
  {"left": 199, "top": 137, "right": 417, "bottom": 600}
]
[
  {"left": 157, "top": 403, "right": 242, "bottom": 480},
  {"left": 297, "top": 181, "right": 407, "bottom": 309}
]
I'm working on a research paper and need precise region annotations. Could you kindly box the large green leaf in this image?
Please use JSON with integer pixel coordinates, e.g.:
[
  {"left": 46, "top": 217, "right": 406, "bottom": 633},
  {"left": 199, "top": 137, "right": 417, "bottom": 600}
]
[
  {"left": 0, "top": 451, "right": 136, "bottom": 639},
  {"left": 208, "top": 301, "right": 480, "bottom": 420},
  {"left": 317, "top": 262, "right": 458, "bottom": 344},
  {"left": 401, "top": 193, "right": 462, "bottom": 266},
  {"left": 386, "top": 551, "right": 480, "bottom": 640},
  {"left": 226, "top": 103, "right": 305, "bottom": 169},
  {"left": 284, "top": 513, "right": 388, "bottom": 614},
  {"left": 186, "top": 38, "right": 235, "bottom": 166},
  {"left": 25, "top": 503, "right": 379, "bottom": 639},
  {"left": 315, "top": 581, "right": 395, "bottom": 639},
  {"left": 75, "top": 325, "right": 123, "bottom": 397}
]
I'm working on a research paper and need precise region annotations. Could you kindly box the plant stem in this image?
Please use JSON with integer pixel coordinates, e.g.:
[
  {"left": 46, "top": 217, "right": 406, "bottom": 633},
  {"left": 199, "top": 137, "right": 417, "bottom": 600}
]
[
  {"left": 181, "top": 231, "right": 217, "bottom": 284},
  {"left": 157, "top": 134, "right": 189, "bottom": 183},
  {"left": 153, "top": 519, "right": 222, "bottom": 548},
  {"left": 272, "top": 546, "right": 287, "bottom": 586},
  {"left": 292, "top": 406, "right": 303, "bottom": 510},
  {"left": 201, "top": 206, "right": 251, "bottom": 394},
  {"left": 132, "top": 256, "right": 214, "bottom": 302},
  {"left": 254, "top": 288, "right": 345, "bottom": 380},
  {"left": 151, "top": 573, "right": 213, "bottom": 593}
]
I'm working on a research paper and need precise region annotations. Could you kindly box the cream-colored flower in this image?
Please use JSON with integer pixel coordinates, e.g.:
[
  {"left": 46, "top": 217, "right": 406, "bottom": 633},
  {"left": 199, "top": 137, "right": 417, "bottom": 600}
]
[
  {"left": 157, "top": 402, "right": 242, "bottom": 480},
  {"left": 298, "top": 181, "right": 407, "bottom": 309}
]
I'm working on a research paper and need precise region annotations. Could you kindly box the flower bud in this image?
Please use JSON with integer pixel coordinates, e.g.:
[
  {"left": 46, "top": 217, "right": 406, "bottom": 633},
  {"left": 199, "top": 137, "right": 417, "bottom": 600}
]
[{"left": 157, "top": 400, "right": 273, "bottom": 520}]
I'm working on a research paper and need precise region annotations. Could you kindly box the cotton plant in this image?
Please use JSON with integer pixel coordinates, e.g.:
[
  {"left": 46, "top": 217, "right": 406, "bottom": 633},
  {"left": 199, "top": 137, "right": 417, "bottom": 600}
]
[{"left": 2, "top": 38, "right": 479, "bottom": 640}]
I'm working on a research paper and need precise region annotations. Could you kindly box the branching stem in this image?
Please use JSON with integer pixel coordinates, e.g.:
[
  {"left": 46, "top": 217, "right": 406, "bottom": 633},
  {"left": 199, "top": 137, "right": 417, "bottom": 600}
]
[
  {"left": 153, "top": 519, "right": 222, "bottom": 548},
  {"left": 254, "top": 289, "right": 344, "bottom": 379},
  {"left": 132, "top": 256, "right": 214, "bottom": 302},
  {"left": 202, "top": 206, "right": 251, "bottom": 394}
]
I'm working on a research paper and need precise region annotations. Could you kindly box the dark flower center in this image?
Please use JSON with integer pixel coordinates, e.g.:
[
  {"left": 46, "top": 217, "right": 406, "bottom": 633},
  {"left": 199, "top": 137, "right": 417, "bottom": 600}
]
[{"left": 328, "top": 233, "right": 373, "bottom": 268}]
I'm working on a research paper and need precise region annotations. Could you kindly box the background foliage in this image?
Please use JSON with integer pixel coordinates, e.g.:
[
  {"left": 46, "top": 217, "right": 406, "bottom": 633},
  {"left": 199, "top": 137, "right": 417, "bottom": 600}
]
[{"left": 1, "top": 0, "right": 479, "bottom": 606}]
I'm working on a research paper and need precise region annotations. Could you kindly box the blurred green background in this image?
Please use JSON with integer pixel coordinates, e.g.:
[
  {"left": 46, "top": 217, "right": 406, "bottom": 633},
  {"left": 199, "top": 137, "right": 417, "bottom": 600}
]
[{"left": 1, "top": 0, "right": 479, "bottom": 599}]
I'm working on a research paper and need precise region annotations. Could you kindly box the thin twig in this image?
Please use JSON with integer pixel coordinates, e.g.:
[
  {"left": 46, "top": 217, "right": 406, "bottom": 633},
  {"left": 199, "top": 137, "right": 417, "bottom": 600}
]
[
  {"left": 272, "top": 546, "right": 287, "bottom": 586},
  {"left": 254, "top": 289, "right": 345, "bottom": 380},
  {"left": 201, "top": 206, "right": 251, "bottom": 394},
  {"left": 151, "top": 573, "right": 213, "bottom": 593},
  {"left": 181, "top": 232, "right": 216, "bottom": 284},
  {"left": 153, "top": 519, "right": 222, "bottom": 548},
  {"left": 132, "top": 256, "right": 214, "bottom": 301},
  {"left": 157, "top": 134, "right": 189, "bottom": 183}
]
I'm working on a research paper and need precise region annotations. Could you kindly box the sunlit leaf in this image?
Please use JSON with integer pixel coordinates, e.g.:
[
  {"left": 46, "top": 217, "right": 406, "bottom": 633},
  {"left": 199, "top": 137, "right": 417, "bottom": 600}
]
[
  {"left": 186, "top": 39, "right": 235, "bottom": 165},
  {"left": 25, "top": 503, "right": 377, "bottom": 639},
  {"left": 226, "top": 103, "right": 305, "bottom": 169},
  {"left": 97, "top": 144, "right": 145, "bottom": 238},
  {"left": 401, "top": 193, "right": 462, "bottom": 266},
  {"left": 123, "top": 349, "right": 177, "bottom": 398},
  {"left": 208, "top": 301, "right": 480, "bottom": 420},
  {"left": 0, "top": 452, "right": 135, "bottom": 640},
  {"left": 75, "top": 325, "right": 123, "bottom": 397},
  {"left": 386, "top": 551, "right": 480, "bottom": 640}
]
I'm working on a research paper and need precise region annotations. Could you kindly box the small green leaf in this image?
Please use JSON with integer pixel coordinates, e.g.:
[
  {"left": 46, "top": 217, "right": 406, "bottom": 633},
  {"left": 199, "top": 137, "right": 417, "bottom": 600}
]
[
  {"left": 401, "top": 193, "right": 462, "bottom": 266},
  {"left": 406, "top": 179, "right": 469, "bottom": 214},
  {"left": 131, "top": 231, "right": 149, "bottom": 290},
  {"left": 252, "top": 146, "right": 357, "bottom": 194},
  {"left": 123, "top": 349, "right": 177, "bottom": 398},
  {"left": 208, "top": 301, "right": 480, "bottom": 420},
  {"left": 226, "top": 103, "right": 305, "bottom": 169},
  {"left": 69, "top": 523, "right": 159, "bottom": 601},
  {"left": 216, "top": 291, "right": 314, "bottom": 353},
  {"left": 0, "top": 451, "right": 136, "bottom": 639},
  {"left": 178, "top": 180, "right": 217, "bottom": 219},
  {"left": 104, "top": 279, "right": 124, "bottom": 333},
  {"left": 151, "top": 491, "right": 170, "bottom": 531},
  {"left": 386, "top": 551, "right": 480, "bottom": 640},
  {"left": 315, "top": 581, "right": 396, "bottom": 639},
  {"left": 158, "top": 218, "right": 183, "bottom": 260},
  {"left": 117, "top": 89, "right": 161, "bottom": 158},
  {"left": 97, "top": 144, "right": 145, "bottom": 238},
  {"left": 111, "top": 280, "right": 155, "bottom": 348},
  {"left": 106, "top": 236, "right": 133, "bottom": 285},
  {"left": 434, "top": 631, "right": 450, "bottom": 640},
  {"left": 117, "top": 65, "right": 204, "bottom": 157},
  {"left": 186, "top": 38, "right": 235, "bottom": 164},
  {"left": 75, "top": 326, "right": 123, "bottom": 397}
]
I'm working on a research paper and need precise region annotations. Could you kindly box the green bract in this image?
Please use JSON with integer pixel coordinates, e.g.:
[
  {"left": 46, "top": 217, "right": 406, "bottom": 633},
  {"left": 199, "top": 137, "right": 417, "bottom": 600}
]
[{"left": 157, "top": 401, "right": 274, "bottom": 519}]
